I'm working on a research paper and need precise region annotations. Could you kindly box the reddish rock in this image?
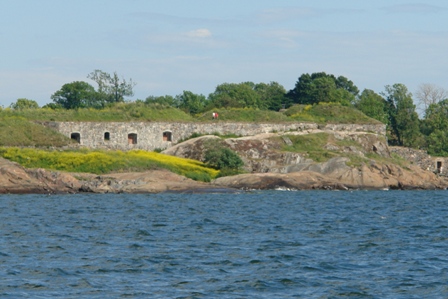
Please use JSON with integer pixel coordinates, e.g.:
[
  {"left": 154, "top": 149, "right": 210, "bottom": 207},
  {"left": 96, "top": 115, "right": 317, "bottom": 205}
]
[{"left": 0, "top": 158, "right": 81, "bottom": 194}]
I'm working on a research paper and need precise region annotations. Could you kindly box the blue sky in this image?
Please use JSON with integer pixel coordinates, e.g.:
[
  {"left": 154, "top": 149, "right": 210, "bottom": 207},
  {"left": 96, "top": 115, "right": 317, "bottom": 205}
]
[{"left": 1, "top": 0, "right": 447, "bottom": 107}]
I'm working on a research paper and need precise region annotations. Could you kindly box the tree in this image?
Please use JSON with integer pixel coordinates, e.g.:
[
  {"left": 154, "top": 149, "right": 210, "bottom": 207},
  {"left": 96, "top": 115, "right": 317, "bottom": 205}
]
[
  {"left": 420, "top": 99, "right": 448, "bottom": 155},
  {"left": 415, "top": 83, "right": 448, "bottom": 113},
  {"left": 51, "top": 81, "right": 96, "bottom": 109},
  {"left": 145, "top": 95, "right": 179, "bottom": 107},
  {"left": 208, "top": 82, "right": 261, "bottom": 109},
  {"left": 335, "top": 75, "right": 359, "bottom": 96},
  {"left": 422, "top": 99, "right": 448, "bottom": 133},
  {"left": 383, "top": 84, "right": 421, "bottom": 147},
  {"left": 9, "top": 98, "right": 39, "bottom": 110},
  {"left": 426, "top": 129, "right": 448, "bottom": 156},
  {"left": 354, "top": 89, "right": 388, "bottom": 124},
  {"left": 254, "top": 82, "right": 287, "bottom": 110},
  {"left": 176, "top": 91, "right": 207, "bottom": 114},
  {"left": 88, "top": 70, "right": 136, "bottom": 103},
  {"left": 287, "top": 72, "right": 358, "bottom": 105}
]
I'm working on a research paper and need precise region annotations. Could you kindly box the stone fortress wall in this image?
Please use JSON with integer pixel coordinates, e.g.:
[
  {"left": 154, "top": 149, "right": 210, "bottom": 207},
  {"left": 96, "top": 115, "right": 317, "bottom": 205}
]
[
  {"left": 389, "top": 146, "right": 448, "bottom": 176},
  {"left": 42, "top": 121, "right": 386, "bottom": 152},
  {"left": 42, "top": 121, "right": 447, "bottom": 175}
]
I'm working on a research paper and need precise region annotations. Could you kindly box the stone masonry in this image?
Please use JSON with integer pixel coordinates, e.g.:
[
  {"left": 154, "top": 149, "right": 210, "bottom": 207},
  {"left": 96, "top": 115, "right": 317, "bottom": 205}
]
[
  {"left": 389, "top": 146, "right": 448, "bottom": 176},
  {"left": 42, "top": 121, "right": 386, "bottom": 152}
]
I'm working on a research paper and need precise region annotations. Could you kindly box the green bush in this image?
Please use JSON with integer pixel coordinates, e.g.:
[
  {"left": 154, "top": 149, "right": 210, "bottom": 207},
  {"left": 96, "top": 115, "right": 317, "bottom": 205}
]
[{"left": 204, "top": 147, "right": 244, "bottom": 170}]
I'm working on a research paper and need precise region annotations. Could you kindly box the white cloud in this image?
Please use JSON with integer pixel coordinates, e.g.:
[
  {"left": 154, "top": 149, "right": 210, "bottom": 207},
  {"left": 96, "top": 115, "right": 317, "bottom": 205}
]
[{"left": 185, "top": 28, "right": 212, "bottom": 38}]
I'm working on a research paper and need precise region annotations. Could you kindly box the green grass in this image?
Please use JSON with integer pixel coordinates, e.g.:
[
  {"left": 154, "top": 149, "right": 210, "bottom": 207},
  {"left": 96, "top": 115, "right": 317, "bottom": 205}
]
[
  {"left": 0, "top": 102, "right": 194, "bottom": 122},
  {"left": 284, "top": 102, "right": 382, "bottom": 124},
  {"left": 282, "top": 132, "right": 411, "bottom": 168},
  {"left": 365, "top": 152, "right": 410, "bottom": 169},
  {"left": 196, "top": 107, "right": 291, "bottom": 122},
  {"left": 282, "top": 133, "right": 365, "bottom": 163},
  {"left": 282, "top": 133, "right": 339, "bottom": 162},
  {"left": 0, "top": 116, "right": 74, "bottom": 147},
  {"left": 0, "top": 102, "right": 380, "bottom": 125}
]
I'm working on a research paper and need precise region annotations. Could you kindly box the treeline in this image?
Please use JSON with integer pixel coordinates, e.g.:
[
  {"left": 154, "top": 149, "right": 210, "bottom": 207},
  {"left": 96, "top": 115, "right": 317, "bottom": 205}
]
[{"left": 5, "top": 70, "right": 448, "bottom": 156}]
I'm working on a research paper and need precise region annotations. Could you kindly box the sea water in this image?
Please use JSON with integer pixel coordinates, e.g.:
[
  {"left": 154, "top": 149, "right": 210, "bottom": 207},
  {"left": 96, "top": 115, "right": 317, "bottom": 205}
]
[{"left": 1, "top": 190, "right": 448, "bottom": 298}]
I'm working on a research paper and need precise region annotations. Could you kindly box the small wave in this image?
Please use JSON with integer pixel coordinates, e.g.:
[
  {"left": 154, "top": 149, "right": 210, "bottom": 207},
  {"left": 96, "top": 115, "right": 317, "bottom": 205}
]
[
  {"left": 274, "top": 186, "right": 298, "bottom": 191},
  {"left": 135, "top": 229, "right": 152, "bottom": 237},
  {"left": 152, "top": 223, "right": 167, "bottom": 227}
]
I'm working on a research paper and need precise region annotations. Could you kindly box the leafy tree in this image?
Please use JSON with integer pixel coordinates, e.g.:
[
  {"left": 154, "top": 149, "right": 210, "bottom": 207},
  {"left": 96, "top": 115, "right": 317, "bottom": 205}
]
[
  {"left": 51, "top": 81, "right": 96, "bottom": 109},
  {"left": 254, "top": 81, "right": 288, "bottom": 110},
  {"left": 422, "top": 99, "right": 448, "bottom": 133},
  {"left": 354, "top": 89, "right": 388, "bottom": 124},
  {"left": 310, "top": 77, "right": 338, "bottom": 103},
  {"left": 287, "top": 72, "right": 359, "bottom": 105},
  {"left": 88, "top": 70, "right": 136, "bottom": 103},
  {"left": 335, "top": 75, "right": 359, "bottom": 96},
  {"left": 383, "top": 84, "right": 421, "bottom": 147},
  {"left": 420, "top": 99, "right": 448, "bottom": 155},
  {"left": 426, "top": 130, "right": 448, "bottom": 156},
  {"left": 208, "top": 82, "right": 261, "bottom": 109},
  {"left": 10, "top": 98, "right": 39, "bottom": 110},
  {"left": 145, "top": 95, "right": 179, "bottom": 107},
  {"left": 176, "top": 91, "right": 207, "bottom": 114},
  {"left": 207, "top": 81, "right": 288, "bottom": 111}
]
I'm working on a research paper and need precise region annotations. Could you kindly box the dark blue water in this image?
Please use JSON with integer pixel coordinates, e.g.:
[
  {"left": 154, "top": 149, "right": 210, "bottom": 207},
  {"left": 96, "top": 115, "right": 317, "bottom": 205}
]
[{"left": 1, "top": 191, "right": 448, "bottom": 298}]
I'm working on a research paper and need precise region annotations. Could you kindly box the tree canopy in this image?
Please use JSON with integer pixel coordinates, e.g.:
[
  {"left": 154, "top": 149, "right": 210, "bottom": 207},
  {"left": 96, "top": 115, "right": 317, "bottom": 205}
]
[
  {"left": 176, "top": 91, "right": 207, "bottom": 115},
  {"left": 50, "top": 70, "right": 136, "bottom": 109},
  {"left": 421, "top": 99, "right": 448, "bottom": 155},
  {"left": 287, "top": 72, "right": 359, "bottom": 106},
  {"left": 51, "top": 81, "right": 96, "bottom": 109},
  {"left": 207, "top": 81, "right": 286, "bottom": 111},
  {"left": 208, "top": 82, "right": 261, "bottom": 109},
  {"left": 87, "top": 70, "right": 136, "bottom": 104},
  {"left": 383, "top": 84, "right": 421, "bottom": 147},
  {"left": 355, "top": 89, "right": 388, "bottom": 124},
  {"left": 10, "top": 98, "right": 39, "bottom": 110}
]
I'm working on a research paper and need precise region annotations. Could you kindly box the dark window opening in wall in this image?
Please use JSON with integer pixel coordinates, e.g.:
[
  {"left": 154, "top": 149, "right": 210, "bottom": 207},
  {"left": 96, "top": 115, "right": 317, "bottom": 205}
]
[
  {"left": 437, "top": 161, "right": 443, "bottom": 173},
  {"left": 70, "top": 133, "right": 81, "bottom": 143},
  {"left": 163, "top": 131, "right": 172, "bottom": 142},
  {"left": 104, "top": 132, "right": 110, "bottom": 141},
  {"left": 128, "top": 133, "right": 137, "bottom": 145}
]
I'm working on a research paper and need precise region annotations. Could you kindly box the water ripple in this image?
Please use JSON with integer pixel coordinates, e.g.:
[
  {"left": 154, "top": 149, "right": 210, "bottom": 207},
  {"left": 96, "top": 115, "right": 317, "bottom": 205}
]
[{"left": 1, "top": 191, "right": 448, "bottom": 298}]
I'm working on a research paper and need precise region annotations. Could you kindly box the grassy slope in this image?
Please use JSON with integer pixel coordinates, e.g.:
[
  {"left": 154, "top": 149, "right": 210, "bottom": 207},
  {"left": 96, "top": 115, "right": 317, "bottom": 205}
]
[
  {"left": 284, "top": 103, "right": 382, "bottom": 124},
  {"left": 0, "top": 103, "right": 194, "bottom": 122},
  {"left": 0, "top": 117, "right": 74, "bottom": 147}
]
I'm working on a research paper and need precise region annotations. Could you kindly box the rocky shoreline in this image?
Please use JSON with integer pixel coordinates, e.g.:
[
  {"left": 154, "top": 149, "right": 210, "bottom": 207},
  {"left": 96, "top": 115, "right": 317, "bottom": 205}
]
[
  {"left": 2, "top": 131, "right": 448, "bottom": 194},
  {"left": 1, "top": 155, "right": 447, "bottom": 194}
]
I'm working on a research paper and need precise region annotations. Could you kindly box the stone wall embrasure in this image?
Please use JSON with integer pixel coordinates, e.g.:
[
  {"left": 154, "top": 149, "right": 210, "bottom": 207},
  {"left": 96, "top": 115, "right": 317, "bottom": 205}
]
[{"left": 42, "top": 121, "right": 386, "bottom": 152}]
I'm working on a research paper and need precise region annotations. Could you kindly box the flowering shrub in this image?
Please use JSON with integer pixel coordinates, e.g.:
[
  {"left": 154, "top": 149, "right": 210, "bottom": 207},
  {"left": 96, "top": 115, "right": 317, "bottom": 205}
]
[{"left": 0, "top": 147, "right": 219, "bottom": 181}]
